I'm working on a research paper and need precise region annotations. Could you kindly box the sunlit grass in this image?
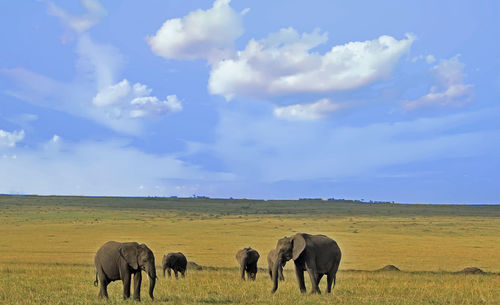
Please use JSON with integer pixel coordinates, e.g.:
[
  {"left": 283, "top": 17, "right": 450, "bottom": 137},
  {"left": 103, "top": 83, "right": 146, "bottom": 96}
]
[
  {"left": 0, "top": 195, "right": 498, "bottom": 304},
  {"left": 0, "top": 264, "right": 498, "bottom": 305}
]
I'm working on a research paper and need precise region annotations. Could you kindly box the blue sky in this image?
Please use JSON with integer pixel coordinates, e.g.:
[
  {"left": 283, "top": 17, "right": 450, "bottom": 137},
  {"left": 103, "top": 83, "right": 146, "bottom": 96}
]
[{"left": 1, "top": 0, "right": 499, "bottom": 203}]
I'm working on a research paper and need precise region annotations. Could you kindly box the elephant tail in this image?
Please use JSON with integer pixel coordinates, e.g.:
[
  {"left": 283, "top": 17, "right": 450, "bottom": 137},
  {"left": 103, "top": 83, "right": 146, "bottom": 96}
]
[{"left": 93, "top": 272, "right": 98, "bottom": 287}]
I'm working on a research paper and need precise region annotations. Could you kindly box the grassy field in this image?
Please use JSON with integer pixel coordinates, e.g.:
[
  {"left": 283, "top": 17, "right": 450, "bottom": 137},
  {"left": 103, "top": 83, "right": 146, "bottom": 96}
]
[{"left": 0, "top": 195, "right": 499, "bottom": 304}]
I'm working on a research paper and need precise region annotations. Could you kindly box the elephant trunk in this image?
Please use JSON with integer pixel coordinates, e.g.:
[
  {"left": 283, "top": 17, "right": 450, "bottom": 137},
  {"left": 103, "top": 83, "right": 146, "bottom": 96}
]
[
  {"left": 271, "top": 256, "right": 280, "bottom": 293},
  {"left": 147, "top": 265, "right": 156, "bottom": 300}
]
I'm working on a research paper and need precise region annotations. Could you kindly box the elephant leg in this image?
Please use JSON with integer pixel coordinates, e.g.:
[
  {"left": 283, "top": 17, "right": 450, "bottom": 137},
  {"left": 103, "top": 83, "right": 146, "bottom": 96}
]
[
  {"left": 122, "top": 273, "right": 131, "bottom": 299},
  {"left": 294, "top": 261, "right": 306, "bottom": 293},
  {"left": 268, "top": 268, "right": 273, "bottom": 280},
  {"left": 240, "top": 265, "right": 245, "bottom": 280},
  {"left": 327, "top": 261, "right": 339, "bottom": 293},
  {"left": 98, "top": 275, "right": 109, "bottom": 299},
  {"left": 181, "top": 270, "right": 186, "bottom": 278},
  {"left": 279, "top": 266, "right": 285, "bottom": 281},
  {"left": 133, "top": 271, "right": 142, "bottom": 301},
  {"left": 167, "top": 267, "right": 172, "bottom": 278},
  {"left": 306, "top": 267, "right": 321, "bottom": 294},
  {"left": 326, "top": 273, "right": 334, "bottom": 293},
  {"left": 174, "top": 270, "right": 179, "bottom": 279}
]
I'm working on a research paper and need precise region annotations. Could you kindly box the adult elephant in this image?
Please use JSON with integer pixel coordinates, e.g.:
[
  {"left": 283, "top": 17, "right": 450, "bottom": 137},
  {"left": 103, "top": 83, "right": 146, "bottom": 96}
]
[
  {"left": 267, "top": 249, "right": 285, "bottom": 281},
  {"left": 236, "top": 247, "right": 260, "bottom": 280},
  {"left": 271, "top": 233, "right": 341, "bottom": 294},
  {"left": 94, "top": 241, "right": 157, "bottom": 301},
  {"left": 162, "top": 252, "right": 187, "bottom": 279}
]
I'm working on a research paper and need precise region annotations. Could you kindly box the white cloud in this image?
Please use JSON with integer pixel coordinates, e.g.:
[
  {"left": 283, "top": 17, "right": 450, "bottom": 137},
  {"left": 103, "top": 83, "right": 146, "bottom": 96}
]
[
  {"left": 46, "top": 0, "right": 107, "bottom": 33},
  {"left": 274, "top": 98, "right": 341, "bottom": 121},
  {"left": 147, "top": 0, "right": 244, "bottom": 62},
  {"left": 92, "top": 79, "right": 182, "bottom": 119},
  {"left": 92, "top": 79, "right": 151, "bottom": 107},
  {"left": 0, "top": 129, "right": 25, "bottom": 148},
  {"left": 208, "top": 29, "right": 414, "bottom": 99},
  {"left": 130, "top": 95, "right": 182, "bottom": 118},
  {"left": 92, "top": 79, "right": 136, "bottom": 106},
  {"left": 404, "top": 56, "right": 473, "bottom": 110}
]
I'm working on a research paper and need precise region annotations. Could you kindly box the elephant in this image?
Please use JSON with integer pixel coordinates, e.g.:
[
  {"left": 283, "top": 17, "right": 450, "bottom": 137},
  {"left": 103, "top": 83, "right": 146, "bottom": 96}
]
[
  {"left": 94, "top": 241, "right": 157, "bottom": 301},
  {"left": 271, "top": 233, "right": 341, "bottom": 294},
  {"left": 162, "top": 252, "right": 187, "bottom": 279},
  {"left": 236, "top": 247, "right": 260, "bottom": 280},
  {"left": 267, "top": 248, "right": 285, "bottom": 281}
]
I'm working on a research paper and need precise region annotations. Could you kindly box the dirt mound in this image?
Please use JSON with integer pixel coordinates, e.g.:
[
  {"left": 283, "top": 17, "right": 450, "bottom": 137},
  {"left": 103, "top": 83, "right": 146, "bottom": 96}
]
[
  {"left": 459, "top": 267, "right": 485, "bottom": 274},
  {"left": 187, "top": 261, "right": 203, "bottom": 270},
  {"left": 378, "top": 265, "right": 401, "bottom": 271}
]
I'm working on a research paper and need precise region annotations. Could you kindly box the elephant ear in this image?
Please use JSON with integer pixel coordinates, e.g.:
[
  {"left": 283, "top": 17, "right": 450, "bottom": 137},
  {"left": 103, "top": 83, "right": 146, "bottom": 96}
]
[
  {"left": 120, "top": 243, "right": 139, "bottom": 270},
  {"left": 292, "top": 234, "right": 307, "bottom": 260}
]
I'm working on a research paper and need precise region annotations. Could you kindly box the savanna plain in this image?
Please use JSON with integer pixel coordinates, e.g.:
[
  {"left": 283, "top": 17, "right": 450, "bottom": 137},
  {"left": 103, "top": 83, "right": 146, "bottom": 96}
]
[{"left": 0, "top": 195, "right": 499, "bottom": 305}]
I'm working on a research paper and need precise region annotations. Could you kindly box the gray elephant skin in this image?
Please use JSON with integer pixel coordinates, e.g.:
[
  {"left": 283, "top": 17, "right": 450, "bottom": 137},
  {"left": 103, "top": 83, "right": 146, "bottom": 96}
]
[
  {"left": 271, "top": 233, "right": 341, "bottom": 294},
  {"left": 94, "top": 241, "right": 157, "bottom": 301},
  {"left": 267, "top": 249, "right": 285, "bottom": 281},
  {"left": 236, "top": 247, "right": 260, "bottom": 280},
  {"left": 162, "top": 252, "right": 187, "bottom": 278}
]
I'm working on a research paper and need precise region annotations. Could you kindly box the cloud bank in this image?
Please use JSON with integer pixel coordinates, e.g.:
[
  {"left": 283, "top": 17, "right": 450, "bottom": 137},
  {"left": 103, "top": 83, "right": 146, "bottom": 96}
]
[
  {"left": 148, "top": 1, "right": 414, "bottom": 102},
  {"left": 209, "top": 30, "right": 414, "bottom": 99},
  {"left": 0, "top": 136, "right": 233, "bottom": 196}
]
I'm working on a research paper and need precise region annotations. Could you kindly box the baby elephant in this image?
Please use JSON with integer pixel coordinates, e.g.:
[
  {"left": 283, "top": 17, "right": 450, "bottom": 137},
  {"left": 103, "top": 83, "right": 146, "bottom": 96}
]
[
  {"left": 236, "top": 247, "right": 260, "bottom": 280},
  {"left": 162, "top": 252, "right": 187, "bottom": 279},
  {"left": 267, "top": 249, "right": 285, "bottom": 281}
]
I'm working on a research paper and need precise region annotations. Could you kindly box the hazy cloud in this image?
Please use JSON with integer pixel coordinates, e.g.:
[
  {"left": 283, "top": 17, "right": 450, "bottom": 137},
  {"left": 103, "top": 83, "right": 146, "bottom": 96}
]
[
  {"left": 0, "top": 137, "right": 233, "bottom": 196},
  {"left": 212, "top": 105, "right": 498, "bottom": 183},
  {"left": 404, "top": 56, "right": 473, "bottom": 110},
  {"left": 2, "top": 1, "right": 181, "bottom": 135},
  {"left": 46, "top": 0, "right": 107, "bottom": 33}
]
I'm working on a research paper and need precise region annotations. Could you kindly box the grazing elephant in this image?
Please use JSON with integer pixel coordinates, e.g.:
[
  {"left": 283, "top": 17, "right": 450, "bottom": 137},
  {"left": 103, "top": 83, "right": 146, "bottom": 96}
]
[
  {"left": 236, "top": 247, "right": 260, "bottom": 280},
  {"left": 94, "top": 241, "right": 157, "bottom": 301},
  {"left": 267, "top": 249, "right": 285, "bottom": 281},
  {"left": 271, "top": 233, "right": 341, "bottom": 294},
  {"left": 162, "top": 252, "right": 187, "bottom": 279}
]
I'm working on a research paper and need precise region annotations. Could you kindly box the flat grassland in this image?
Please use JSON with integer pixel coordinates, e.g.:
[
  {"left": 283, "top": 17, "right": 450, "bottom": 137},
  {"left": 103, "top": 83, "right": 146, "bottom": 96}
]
[{"left": 0, "top": 195, "right": 499, "bottom": 304}]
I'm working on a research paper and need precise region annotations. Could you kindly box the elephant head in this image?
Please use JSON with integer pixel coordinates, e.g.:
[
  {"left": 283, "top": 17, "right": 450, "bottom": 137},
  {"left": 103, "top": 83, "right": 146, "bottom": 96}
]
[
  {"left": 271, "top": 234, "right": 306, "bottom": 293},
  {"left": 120, "top": 243, "right": 157, "bottom": 300}
]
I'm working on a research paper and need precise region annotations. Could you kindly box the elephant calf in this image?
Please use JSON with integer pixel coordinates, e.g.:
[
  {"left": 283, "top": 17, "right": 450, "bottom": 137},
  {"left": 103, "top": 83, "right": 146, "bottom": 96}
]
[
  {"left": 236, "top": 247, "right": 260, "bottom": 280},
  {"left": 94, "top": 241, "right": 157, "bottom": 301},
  {"left": 162, "top": 252, "right": 187, "bottom": 279},
  {"left": 267, "top": 248, "right": 285, "bottom": 281}
]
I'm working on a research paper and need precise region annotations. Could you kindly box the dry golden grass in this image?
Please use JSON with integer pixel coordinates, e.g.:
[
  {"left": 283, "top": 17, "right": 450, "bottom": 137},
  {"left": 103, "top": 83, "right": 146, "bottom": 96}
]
[{"left": 0, "top": 195, "right": 499, "bottom": 304}]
